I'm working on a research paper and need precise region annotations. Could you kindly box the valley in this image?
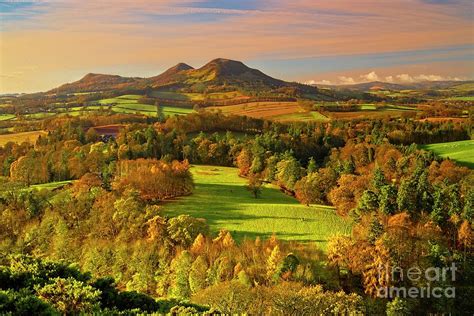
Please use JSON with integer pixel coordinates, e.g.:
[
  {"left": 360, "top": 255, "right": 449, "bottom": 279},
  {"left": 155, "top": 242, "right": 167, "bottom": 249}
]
[{"left": 0, "top": 59, "right": 472, "bottom": 315}]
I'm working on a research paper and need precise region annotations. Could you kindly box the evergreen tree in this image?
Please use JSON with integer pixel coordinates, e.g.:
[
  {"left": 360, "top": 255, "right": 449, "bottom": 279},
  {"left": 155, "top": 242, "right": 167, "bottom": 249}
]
[
  {"left": 397, "top": 178, "right": 417, "bottom": 215},
  {"left": 371, "top": 167, "right": 386, "bottom": 191},
  {"left": 368, "top": 216, "right": 384, "bottom": 244},
  {"left": 307, "top": 157, "right": 317, "bottom": 173},
  {"left": 155, "top": 102, "right": 165, "bottom": 122},
  {"left": 416, "top": 170, "right": 432, "bottom": 212},
  {"left": 356, "top": 190, "right": 379, "bottom": 214},
  {"left": 379, "top": 185, "right": 398, "bottom": 215},
  {"left": 431, "top": 187, "right": 448, "bottom": 226},
  {"left": 463, "top": 189, "right": 474, "bottom": 222}
]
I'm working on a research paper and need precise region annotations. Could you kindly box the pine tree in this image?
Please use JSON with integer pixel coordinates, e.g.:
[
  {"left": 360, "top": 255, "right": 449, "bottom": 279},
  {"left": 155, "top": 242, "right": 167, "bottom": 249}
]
[
  {"left": 463, "top": 189, "right": 474, "bottom": 222},
  {"left": 431, "top": 187, "right": 447, "bottom": 226},
  {"left": 379, "top": 185, "right": 397, "bottom": 215},
  {"left": 357, "top": 190, "right": 379, "bottom": 214},
  {"left": 307, "top": 157, "right": 317, "bottom": 173},
  {"left": 416, "top": 171, "right": 432, "bottom": 212},
  {"left": 371, "top": 167, "right": 386, "bottom": 191},
  {"left": 155, "top": 101, "right": 165, "bottom": 122},
  {"left": 368, "top": 216, "right": 384, "bottom": 244},
  {"left": 397, "top": 179, "right": 417, "bottom": 215}
]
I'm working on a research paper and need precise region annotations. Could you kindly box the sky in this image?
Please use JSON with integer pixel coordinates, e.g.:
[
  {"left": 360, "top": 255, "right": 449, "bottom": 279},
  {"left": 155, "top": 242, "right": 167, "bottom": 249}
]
[{"left": 0, "top": 0, "right": 473, "bottom": 93}]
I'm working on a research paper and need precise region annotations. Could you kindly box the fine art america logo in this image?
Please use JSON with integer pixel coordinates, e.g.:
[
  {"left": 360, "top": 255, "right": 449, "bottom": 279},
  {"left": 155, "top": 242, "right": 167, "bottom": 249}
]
[{"left": 377, "top": 263, "right": 457, "bottom": 299}]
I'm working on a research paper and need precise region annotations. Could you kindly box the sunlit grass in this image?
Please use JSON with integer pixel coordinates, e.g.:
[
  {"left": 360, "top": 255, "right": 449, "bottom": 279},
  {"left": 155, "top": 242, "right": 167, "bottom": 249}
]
[{"left": 163, "top": 165, "right": 352, "bottom": 249}]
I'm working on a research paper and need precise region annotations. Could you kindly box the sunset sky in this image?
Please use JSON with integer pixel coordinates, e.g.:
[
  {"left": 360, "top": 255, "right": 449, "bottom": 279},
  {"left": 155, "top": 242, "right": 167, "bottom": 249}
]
[{"left": 1, "top": 0, "right": 473, "bottom": 93}]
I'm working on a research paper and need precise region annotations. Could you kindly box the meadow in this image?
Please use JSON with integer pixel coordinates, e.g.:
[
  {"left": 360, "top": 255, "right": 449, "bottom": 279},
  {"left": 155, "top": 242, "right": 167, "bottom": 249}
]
[
  {"left": 421, "top": 139, "right": 474, "bottom": 168},
  {"left": 0, "top": 114, "right": 15, "bottom": 121},
  {"left": 30, "top": 180, "right": 73, "bottom": 190},
  {"left": 97, "top": 94, "right": 194, "bottom": 117},
  {"left": 163, "top": 165, "right": 352, "bottom": 249}
]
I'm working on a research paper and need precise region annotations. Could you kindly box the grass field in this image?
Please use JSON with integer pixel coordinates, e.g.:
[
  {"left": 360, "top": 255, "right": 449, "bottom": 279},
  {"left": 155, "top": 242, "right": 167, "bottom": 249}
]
[
  {"left": 444, "top": 96, "right": 474, "bottom": 101},
  {"left": 421, "top": 140, "right": 474, "bottom": 169},
  {"left": 0, "top": 114, "right": 15, "bottom": 121},
  {"left": 163, "top": 165, "right": 352, "bottom": 248},
  {"left": 0, "top": 130, "right": 48, "bottom": 146},
  {"left": 97, "top": 95, "right": 194, "bottom": 117},
  {"left": 23, "top": 112, "right": 56, "bottom": 119},
  {"left": 30, "top": 180, "right": 73, "bottom": 190}
]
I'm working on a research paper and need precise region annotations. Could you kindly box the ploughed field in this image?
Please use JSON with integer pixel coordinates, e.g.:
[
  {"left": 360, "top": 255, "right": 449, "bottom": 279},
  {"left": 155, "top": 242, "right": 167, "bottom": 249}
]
[
  {"left": 0, "top": 130, "right": 48, "bottom": 146},
  {"left": 209, "top": 101, "right": 330, "bottom": 122},
  {"left": 163, "top": 165, "right": 352, "bottom": 249}
]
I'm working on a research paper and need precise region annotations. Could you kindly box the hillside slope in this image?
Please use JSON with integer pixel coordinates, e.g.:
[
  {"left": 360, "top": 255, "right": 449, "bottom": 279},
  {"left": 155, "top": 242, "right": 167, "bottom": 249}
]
[{"left": 48, "top": 58, "right": 320, "bottom": 98}]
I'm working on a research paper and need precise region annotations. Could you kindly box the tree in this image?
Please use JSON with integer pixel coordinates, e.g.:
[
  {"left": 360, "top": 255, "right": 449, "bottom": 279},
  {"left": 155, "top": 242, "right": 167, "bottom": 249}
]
[
  {"left": 169, "top": 251, "right": 193, "bottom": 299},
  {"left": 192, "top": 281, "right": 255, "bottom": 314},
  {"left": 386, "top": 297, "right": 412, "bottom": 316},
  {"left": 307, "top": 157, "right": 317, "bottom": 173},
  {"left": 266, "top": 245, "right": 282, "bottom": 282},
  {"left": 189, "top": 256, "right": 208, "bottom": 294},
  {"left": 246, "top": 173, "right": 263, "bottom": 198},
  {"left": 371, "top": 166, "right": 386, "bottom": 190},
  {"left": 416, "top": 170, "right": 432, "bottom": 212},
  {"left": 0, "top": 289, "right": 57, "bottom": 315},
  {"left": 167, "top": 215, "right": 209, "bottom": 247},
  {"left": 431, "top": 186, "right": 448, "bottom": 226},
  {"left": 295, "top": 173, "right": 322, "bottom": 206},
  {"left": 397, "top": 178, "right": 417, "bottom": 215},
  {"left": 356, "top": 190, "right": 379, "bottom": 214},
  {"left": 276, "top": 153, "right": 302, "bottom": 190},
  {"left": 379, "top": 185, "right": 398, "bottom": 215},
  {"left": 368, "top": 216, "right": 384, "bottom": 244},
  {"left": 236, "top": 149, "right": 252, "bottom": 176},
  {"left": 463, "top": 189, "right": 474, "bottom": 222},
  {"left": 156, "top": 101, "right": 165, "bottom": 122},
  {"left": 458, "top": 220, "right": 473, "bottom": 266},
  {"left": 36, "top": 277, "right": 101, "bottom": 315}
]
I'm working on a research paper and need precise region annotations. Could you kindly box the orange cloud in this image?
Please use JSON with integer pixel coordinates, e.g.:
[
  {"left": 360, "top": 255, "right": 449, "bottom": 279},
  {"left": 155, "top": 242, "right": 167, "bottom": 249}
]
[{"left": 1, "top": 0, "right": 472, "bottom": 92}]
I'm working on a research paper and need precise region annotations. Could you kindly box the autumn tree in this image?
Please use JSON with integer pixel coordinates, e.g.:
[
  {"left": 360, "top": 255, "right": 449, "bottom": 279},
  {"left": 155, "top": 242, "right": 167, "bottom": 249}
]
[{"left": 246, "top": 173, "right": 263, "bottom": 198}]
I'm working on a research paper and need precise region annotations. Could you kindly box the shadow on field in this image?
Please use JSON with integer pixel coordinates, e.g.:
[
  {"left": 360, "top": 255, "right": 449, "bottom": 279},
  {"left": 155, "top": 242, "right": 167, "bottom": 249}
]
[{"left": 163, "top": 175, "right": 349, "bottom": 243}]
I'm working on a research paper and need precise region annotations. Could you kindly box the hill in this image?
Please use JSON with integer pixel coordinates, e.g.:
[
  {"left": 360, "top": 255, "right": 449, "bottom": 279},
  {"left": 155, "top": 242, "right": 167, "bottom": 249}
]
[
  {"left": 52, "top": 73, "right": 141, "bottom": 94},
  {"left": 318, "top": 80, "right": 474, "bottom": 92},
  {"left": 48, "top": 58, "right": 321, "bottom": 98}
]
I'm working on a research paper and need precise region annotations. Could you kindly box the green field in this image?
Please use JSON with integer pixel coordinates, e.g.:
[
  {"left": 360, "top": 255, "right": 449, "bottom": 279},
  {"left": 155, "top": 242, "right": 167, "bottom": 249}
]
[
  {"left": 272, "top": 111, "right": 330, "bottom": 122},
  {"left": 0, "top": 114, "right": 15, "bottom": 121},
  {"left": 97, "top": 95, "right": 194, "bottom": 117},
  {"left": 30, "top": 180, "right": 73, "bottom": 190},
  {"left": 163, "top": 165, "right": 352, "bottom": 248},
  {"left": 444, "top": 96, "right": 474, "bottom": 101},
  {"left": 421, "top": 140, "right": 474, "bottom": 168}
]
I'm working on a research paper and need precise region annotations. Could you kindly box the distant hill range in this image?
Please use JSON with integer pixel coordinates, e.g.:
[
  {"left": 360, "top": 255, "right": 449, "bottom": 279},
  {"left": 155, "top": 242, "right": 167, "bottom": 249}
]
[
  {"left": 315, "top": 80, "right": 474, "bottom": 92},
  {"left": 50, "top": 58, "right": 318, "bottom": 97}
]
